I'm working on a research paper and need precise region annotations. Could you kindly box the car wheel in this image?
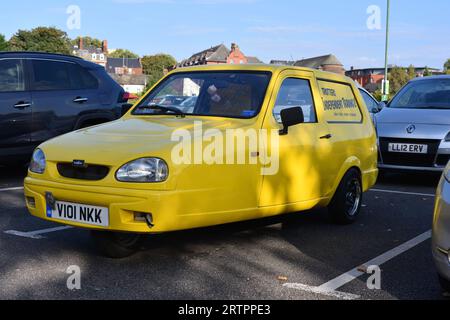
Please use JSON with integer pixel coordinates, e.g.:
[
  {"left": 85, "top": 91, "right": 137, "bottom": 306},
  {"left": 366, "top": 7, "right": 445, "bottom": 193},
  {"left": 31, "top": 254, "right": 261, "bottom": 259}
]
[
  {"left": 91, "top": 231, "right": 142, "bottom": 259},
  {"left": 439, "top": 275, "right": 450, "bottom": 294},
  {"left": 328, "top": 168, "right": 363, "bottom": 225}
]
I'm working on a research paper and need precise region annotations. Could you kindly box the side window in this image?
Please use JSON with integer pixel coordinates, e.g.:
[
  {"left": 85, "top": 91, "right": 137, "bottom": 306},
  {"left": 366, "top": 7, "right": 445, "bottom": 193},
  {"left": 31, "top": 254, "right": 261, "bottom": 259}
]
[
  {"left": 318, "top": 80, "right": 363, "bottom": 124},
  {"left": 273, "top": 78, "right": 317, "bottom": 123},
  {"left": 31, "top": 60, "right": 71, "bottom": 91},
  {"left": 67, "top": 64, "right": 99, "bottom": 90},
  {"left": 0, "top": 59, "right": 25, "bottom": 92},
  {"left": 360, "top": 90, "right": 378, "bottom": 111}
]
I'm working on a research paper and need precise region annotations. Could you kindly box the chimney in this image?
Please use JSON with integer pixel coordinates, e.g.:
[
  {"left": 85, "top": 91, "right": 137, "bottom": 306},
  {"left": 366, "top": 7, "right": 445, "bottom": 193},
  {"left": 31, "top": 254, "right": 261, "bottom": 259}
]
[
  {"left": 79, "top": 37, "right": 83, "bottom": 51},
  {"left": 231, "top": 43, "right": 238, "bottom": 52},
  {"left": 102, "top": 40, "right": 108, "bottom": 54}
]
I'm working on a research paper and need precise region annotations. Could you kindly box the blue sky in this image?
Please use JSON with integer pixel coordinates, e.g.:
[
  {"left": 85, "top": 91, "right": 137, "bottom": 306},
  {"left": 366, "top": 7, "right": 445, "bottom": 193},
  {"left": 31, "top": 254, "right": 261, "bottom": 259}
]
[{"left": 1, "top": 0, "right": 449, "bottom": 69}]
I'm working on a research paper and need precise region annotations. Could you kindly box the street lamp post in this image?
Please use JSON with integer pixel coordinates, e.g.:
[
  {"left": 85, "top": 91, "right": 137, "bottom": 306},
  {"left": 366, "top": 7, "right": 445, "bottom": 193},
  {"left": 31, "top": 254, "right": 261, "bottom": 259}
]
[{"left": 382, "top": 0, "right": 391, "bottom": 101}]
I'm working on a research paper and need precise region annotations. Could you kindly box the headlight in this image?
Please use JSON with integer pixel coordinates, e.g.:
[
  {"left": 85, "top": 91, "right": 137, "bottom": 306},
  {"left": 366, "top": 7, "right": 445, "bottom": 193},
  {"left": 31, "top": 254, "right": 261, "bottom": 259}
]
[
  {"left": 29, "top": 149, "right": 46, "bottom": 174},
  {"left": 116, "top": 158, "right": 168, "bottom": 182},
  {"left": 445, "top": 162, "right": 450, "bottom": 183}
]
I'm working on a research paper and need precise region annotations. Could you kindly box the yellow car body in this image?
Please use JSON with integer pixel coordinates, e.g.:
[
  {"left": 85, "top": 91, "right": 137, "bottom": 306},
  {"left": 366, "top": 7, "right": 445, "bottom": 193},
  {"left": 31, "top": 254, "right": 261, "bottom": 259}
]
[{"left": 24, "top": 64, "right": 378, "bottom": 234}]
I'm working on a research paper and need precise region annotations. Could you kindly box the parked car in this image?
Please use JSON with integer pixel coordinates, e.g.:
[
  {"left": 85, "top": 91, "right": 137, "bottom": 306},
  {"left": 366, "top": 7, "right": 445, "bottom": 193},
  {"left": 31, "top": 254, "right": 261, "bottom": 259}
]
[
  {"left": 375, "top": 76, "right": 450, "bottom": 172},
  {"left": 24, "top": 64, "right": 378, "bottom": 258},
  {"left": 0, "top": 52, "right": 130, "bottom": 165},
  {"left": 432, "top": 161, "right": 450, "bottom": 293}
]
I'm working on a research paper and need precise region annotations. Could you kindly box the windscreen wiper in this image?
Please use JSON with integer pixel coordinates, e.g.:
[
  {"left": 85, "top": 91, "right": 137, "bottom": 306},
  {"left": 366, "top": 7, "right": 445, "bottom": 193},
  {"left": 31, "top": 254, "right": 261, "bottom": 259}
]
[{"left": 138, "top": 104, "right": 186, "bottom": 117}]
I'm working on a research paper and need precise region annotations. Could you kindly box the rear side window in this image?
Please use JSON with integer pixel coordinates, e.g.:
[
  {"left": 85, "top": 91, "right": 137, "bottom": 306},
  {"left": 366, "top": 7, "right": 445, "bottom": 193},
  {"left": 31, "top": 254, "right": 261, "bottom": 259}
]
[
  {"left": 68, "top": 64, "right": 99, "bottom": 90},
  {"left": 32, "top": 60, "right": 71, "bottom": 91},
  {"left": 273, "top": 78, "right": 317, "bottom": 123},
  {"left": 318, "top": 80, "right": 363, "bottom": 123},
  {"left": 0, "top": 59, "right": 25, "bottom": 92}
]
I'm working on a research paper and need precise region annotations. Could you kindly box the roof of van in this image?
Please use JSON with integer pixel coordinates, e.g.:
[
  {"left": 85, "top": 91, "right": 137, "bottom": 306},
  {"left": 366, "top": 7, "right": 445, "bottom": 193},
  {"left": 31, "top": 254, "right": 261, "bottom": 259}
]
[{"left": 171, "top": 64, "right": 354, "bottom": 83}]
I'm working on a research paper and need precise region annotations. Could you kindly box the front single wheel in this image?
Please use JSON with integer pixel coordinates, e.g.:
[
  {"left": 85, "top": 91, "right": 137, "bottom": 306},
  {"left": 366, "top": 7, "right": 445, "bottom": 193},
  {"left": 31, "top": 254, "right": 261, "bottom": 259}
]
[
  {"left": 328, "top": 169, "right": 363, "bottom": 225},
  {"left": 91, "top": 231, "right": 142, "bottom": 259}
]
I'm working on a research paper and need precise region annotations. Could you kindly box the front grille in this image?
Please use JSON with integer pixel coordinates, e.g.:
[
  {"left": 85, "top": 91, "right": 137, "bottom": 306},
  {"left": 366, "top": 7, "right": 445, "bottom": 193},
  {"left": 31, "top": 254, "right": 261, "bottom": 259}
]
[
  {"left": 379, "top": 138, "right": 440, "bottom": 167},
  {"left": 57, "top": 163, "right": 109, "bottom": 181}
]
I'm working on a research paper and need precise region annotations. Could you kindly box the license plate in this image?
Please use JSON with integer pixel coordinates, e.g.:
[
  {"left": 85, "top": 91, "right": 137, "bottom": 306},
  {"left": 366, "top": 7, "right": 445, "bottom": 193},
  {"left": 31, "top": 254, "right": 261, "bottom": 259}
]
[
  {"left": 47, "top": 201, "right": 109, "bottom": 227},
  {"left": 388, "top": 143, "right": 428, "bottom": 154}
]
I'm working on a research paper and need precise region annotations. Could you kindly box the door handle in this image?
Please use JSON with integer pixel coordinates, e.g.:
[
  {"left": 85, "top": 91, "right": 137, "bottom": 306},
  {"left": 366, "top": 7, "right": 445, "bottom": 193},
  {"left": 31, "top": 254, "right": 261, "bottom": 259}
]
[
  {"left": 73, "top": 97, "right": 88, "bottom": 103},
  {"left": 320, "top": 134, "right": 333, "bottom": 140},
  {"left": 14, "top": 101, "right": 32, "bottom": 109}
]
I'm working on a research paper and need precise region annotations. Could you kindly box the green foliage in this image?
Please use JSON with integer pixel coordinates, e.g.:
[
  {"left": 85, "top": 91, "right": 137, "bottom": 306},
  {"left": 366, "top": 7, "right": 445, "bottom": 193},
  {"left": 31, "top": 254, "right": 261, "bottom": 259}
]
[
  {"left": 72, "top": 36, "right": 102, "bottom": 50},
  {"left": 388, "top": 66, "right": 410, "bottom": 96},
  {"left": 0, "top": 34, "right": 8, "bottom": 51},
  {"left": 372, "top": 89, "right": 382, "bottom": 102},
  {"left": 8, "top": 27, "right": 72, "bottom": 54},
  {"left": 423, "top": 66, "right": 432, "bottom": 77},
  {"left": 444, "top": 59, "right": 450, "bottom": 73},
  {"left": 407, "top": 64, "right": 416, "bottom": 79},
  {"left": 108, "top": 49, "right": 139, "bottom": 59},
  {"left": 141, "top": 54, "right": 177, "bottom": 88}
]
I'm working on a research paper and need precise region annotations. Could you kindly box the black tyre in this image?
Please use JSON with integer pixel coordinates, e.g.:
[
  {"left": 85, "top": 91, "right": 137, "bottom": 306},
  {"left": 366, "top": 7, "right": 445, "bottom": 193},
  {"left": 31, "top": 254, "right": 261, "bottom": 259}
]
[
  {"left": 328, "top": 168, "right": 363, "bottom": 225},
  {"left": 91, "top": 231, "right": 142, "bottom": 259},
  {"left": 439, "top": 274, "right": 450, "bottom": 294}
]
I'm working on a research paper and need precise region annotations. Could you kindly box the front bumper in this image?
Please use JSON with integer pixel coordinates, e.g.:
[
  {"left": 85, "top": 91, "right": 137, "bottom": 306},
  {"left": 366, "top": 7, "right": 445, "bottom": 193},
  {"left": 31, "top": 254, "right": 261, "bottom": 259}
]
[{"left": 432, "top": 176, "right": 450, "bottom": 281}]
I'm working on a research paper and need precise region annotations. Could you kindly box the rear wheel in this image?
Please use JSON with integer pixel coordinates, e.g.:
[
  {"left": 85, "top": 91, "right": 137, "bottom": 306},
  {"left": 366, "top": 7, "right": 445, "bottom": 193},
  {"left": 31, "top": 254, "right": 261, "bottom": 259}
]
[
  {"left": 328, "top": 169, "right": 363, "bottom": 225},
  {"left": 91, "top": 231, "right": 142, "bottom": 259}
]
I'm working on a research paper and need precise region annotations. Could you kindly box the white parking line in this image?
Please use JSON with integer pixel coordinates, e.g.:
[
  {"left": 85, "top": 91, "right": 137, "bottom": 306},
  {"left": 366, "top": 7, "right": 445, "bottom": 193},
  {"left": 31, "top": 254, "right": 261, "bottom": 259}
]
[
  {"left": 0, "top": 186, "right": 24, "bottom": 192},
  {"left": 284, "top": 230, "right": 432, "bottom": 299},
  {"left": 4, "top": 226, "right": 73, "bottom": 239},
  {"left": 369, "top": 188, "right": 435, "bottom": 198}
]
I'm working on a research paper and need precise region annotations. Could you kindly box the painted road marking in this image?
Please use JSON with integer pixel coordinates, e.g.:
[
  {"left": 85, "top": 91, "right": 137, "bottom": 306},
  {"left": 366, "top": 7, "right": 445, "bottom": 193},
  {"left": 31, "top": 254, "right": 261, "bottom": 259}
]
[
  {"left": 284, "top": 230, "right": 432, "bottom": 299},
  {"left": 4, "top": 226, "right": 73, "bottom": 239},
  {"left": 0, "top": 186, "right": 24, "bottom": 192},
  {"left": 369, "top": 188, "right": 435, "bottom": 198}
]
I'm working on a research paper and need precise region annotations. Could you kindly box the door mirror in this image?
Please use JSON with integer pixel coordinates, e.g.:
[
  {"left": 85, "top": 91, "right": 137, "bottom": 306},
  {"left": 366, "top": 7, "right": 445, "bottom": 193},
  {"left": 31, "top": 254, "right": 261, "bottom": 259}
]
[
  {"left": 378, "top": 101, "right": 386, "bottom": 110},
  {"left": 279, "top": 107, "right": 304, "bottom": 135},
  {"left": 121, "top": 103, "right": 134, "bottom": 116}
]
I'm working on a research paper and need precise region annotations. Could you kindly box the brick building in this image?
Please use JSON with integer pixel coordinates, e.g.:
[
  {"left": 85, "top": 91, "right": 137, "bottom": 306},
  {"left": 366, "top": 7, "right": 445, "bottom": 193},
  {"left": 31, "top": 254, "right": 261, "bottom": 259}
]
[
  {"left": 73, "top": 38, "right": 108, "bottom": 67},
  {"left": 177, "top": 43, "right": 262, "bottom": 68},
  {"left": 106, "top": 58, "right": 143, "bottom": 75}
]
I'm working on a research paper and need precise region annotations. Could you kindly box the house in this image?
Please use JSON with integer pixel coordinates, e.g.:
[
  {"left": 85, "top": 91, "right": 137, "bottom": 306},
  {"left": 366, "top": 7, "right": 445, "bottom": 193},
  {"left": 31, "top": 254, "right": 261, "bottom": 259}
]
[
  {"left": 106, "top": 58, "right": 143, "bottom": 75},
  {"left": 73, "top": 38, "right": 108, "bottom": 67},
  {"left": 294, "top": 54, "right": 345, "bottom": 75},
  {"left": 346, "top": 66, "right": 442, "bottom": 92},
  {"left": 177, "top": 43, "right": 262, "bottom": 68},
  {"left": 109, "top": 74, "right": 148, "bottom": 95}
]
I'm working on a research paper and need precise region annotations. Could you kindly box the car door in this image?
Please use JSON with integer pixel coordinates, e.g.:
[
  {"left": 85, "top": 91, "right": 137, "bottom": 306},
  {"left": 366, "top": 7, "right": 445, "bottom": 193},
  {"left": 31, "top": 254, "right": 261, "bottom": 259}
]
[
  {"left": 259, "top": 70, "right": 335, "bottom": 207},
  {"left": 0, "top": 58, "right": 33, "bottom": 151},
  {"left": 30, "top": 59, "right": 101, "bottom": 145}
]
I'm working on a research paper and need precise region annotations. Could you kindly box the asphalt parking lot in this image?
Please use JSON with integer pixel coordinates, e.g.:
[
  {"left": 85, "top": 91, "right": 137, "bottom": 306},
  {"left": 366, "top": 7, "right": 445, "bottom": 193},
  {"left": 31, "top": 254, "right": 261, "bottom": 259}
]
[{"left": 0, "top": 166, "right": 447, "bottom": 300}]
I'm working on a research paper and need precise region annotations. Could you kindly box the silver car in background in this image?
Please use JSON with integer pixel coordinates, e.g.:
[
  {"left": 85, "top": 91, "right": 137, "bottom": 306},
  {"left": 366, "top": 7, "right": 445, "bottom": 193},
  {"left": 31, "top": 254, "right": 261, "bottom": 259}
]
[
  {"left": 375, "top": 76, "right": 450, "bottom": 172},
  {"left": 432, "top": 161, "right": 450, "bottom": 293}
]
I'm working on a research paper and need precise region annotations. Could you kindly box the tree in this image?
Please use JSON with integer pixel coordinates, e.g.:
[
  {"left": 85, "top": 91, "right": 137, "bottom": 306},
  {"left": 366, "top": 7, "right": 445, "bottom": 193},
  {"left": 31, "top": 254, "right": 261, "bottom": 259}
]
[
  {"left": 108, "top": 49, "right": 139, "bottom": 59},
  {"left": 8, "top": 27, "right": 72, "bottom": 54},
  {"left": 141, "top": 54, "right": 177, "bottom": 88},
  {"left": 388, "top": 66, "right": 410, "bottom": 96},
  {"left": 444, "top": 59, "right": 450, "bottom": 74},
  {"left": 0, "top": 34, "right": 8, "bottom": 51},
  {"left": 423, "top": 66, "right": 433, "bottom": 77},
  {"left": 407, "top": 64, "right": 416, "bottom": 79},
  {"left": 72, "top": 36, "right": 102, "bottom": 50}
]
